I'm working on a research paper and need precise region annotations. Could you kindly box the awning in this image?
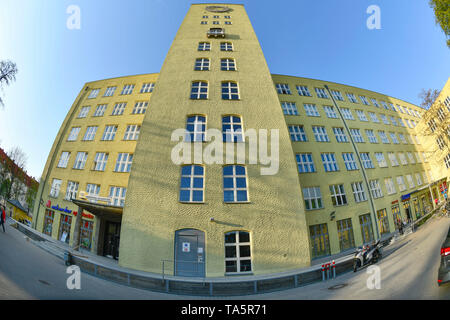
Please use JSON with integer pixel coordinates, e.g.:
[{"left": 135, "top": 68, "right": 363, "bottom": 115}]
[{"left": 71, "top": 199, "right": 123, "bottom": 222}]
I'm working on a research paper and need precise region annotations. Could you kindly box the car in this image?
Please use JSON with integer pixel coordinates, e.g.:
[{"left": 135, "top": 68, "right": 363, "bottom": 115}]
[{"left": 438, "top": 225, "right": 450, "bottom": 286}]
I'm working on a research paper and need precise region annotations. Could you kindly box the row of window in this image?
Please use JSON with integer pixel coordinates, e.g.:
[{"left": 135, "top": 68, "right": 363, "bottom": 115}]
[
  {"left": 194, "top": 58, "right": 236, "bottom": 71},
  {"left": 50, "top": 179, "right": 127, "bottom": 207},
  {"left": 190, "top": 81, "right": 240, "bottom": 100},
  {"left": 275, "top": 83, "right": 423, "bottom": 119},
  {"left": 76, "top": 101, "right": 148, "bottom": 119},
  {"left": 57, "top": 151, "right": 133, "bottom": 173},
  {"left": 87, "top": 83, "right": 154, "bottom": 99},
  {"left": 201, "top": 15, "right": 231, "bottom": 19},
  {"left": 198, "top": 41, "right": 233, "bottom": 51},
  {"left": 282, "top": 102, "right": 418, "bottom": 128},
  {"left": 201, "top": 20, "right": 232, "bottom": 25},
  {"left": 67, "top": 124, "right": 140, "bottom": 142},
  {"left": 288, "top": 124, "right": 422, "bottom": 146},
  {"left": 302, "top": 172, "right": 431, "bottom": 211},
  {"left": 296, "top": 151, "right": 427, "bottom": 174}
]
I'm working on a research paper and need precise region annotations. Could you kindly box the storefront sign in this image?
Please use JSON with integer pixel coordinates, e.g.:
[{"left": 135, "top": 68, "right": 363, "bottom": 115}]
[
  {"left": 401, "top": 194, "right": 411, "bottom": 201},
  {"left": 73, "top": 211, "right": 94, "bottom": 219},
  {"left": 51, "top": 204, "right": 72, "bottom": 214},
  {"left": 391, "top": 200, "right": 398, "bottom": 205}
]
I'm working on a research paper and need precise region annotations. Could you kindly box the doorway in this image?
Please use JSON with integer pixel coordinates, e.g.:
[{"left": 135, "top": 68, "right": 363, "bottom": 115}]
[
  {"left": 103, "top": 221, "right": 121, "bottom": 260},
  {"left": 174, "top": 229, "right": 205, "bottom": 277}
]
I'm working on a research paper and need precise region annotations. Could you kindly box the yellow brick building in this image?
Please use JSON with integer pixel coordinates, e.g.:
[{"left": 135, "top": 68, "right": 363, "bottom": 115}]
[{"left": 32, "top": 4, "right": 448, "bottom": 278}]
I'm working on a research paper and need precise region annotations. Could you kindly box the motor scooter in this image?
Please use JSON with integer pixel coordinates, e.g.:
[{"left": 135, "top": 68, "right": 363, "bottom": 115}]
[{"left": 353, "top": 240, "right": 382, "bottom": 272}]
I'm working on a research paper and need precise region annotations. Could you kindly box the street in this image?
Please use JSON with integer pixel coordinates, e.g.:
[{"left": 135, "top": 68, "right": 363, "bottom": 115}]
[{"left": 0, "top": 215, "right": 449, "bottom": 300}]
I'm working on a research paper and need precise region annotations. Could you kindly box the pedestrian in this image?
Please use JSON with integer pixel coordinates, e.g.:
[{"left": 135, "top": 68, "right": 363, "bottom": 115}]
[
  {"left": 398, "top": 219, "right": 403, "bottom": 235},
  {"left": 0, "top": 205, "right": 5, "bottom": 233}
]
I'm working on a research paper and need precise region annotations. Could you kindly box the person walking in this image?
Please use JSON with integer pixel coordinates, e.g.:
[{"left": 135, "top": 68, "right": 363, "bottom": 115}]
[{"left": 0, "top": 205, "right": 6, "bottom": 233}]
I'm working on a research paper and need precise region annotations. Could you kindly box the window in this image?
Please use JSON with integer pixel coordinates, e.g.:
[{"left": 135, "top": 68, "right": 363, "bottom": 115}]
[
  {"left": 65, "top": 181, "right": 79, "bottom": 200},
  {"left": 194, "top": 58, "right": 210, "bottom": 71},
  {"left": 388, "top": 152, "right": 399, "bottom": 166},
  {"left": 360, "top": 153, "right": 374, "bottom": 169},
  {"left": 221, "top": 58, "right": 236, "bottom": 71},
  {"left": 178, "top": 165, "right": 204, "bottom": 203},
  {"left": 296, "top": 154, "right": 315, "bottom": 173},
  {"left": 101, "top": 125, "right": 118, "bottom": 141},
  {"left": 275, "top": 83, "right": 291, "bottom": 94},
  {"left": 77, "top": 106, "right": 90, "bottom": 118},
  {"left": 329, "top": 184, "right": 347, "bottom": 206},
  {"left": 198, "top": 42, "right": 210, "bottom": 51},
  {"left": 381, "top": 101, "right": 390, "bottom": 110},
  {"left": 378, "top": 131, "right": 389, "bottom": 144},
  {"left": 377, "top": 209, "right": 390, "bottom": 235},
  {"left": 396, "top": 176, "right": 407, "bottom": 191},
  {"left": 315, "top": 88, "right": 328, "bottom": 99},
  {"left": 342, "top": 152, "right": 358, "bottom": 171},
  {"left": 121, "top": 84, "right": 134, "bottom": 95},
  {"left": 356, "top": 110, "right": 368, "bottom": 122},
  {"left": 398, "top": 133, "right": 407, "bottom": 144},
  {"left": 222, "top": 115, "right": 243, "bottom": 142},
  {"left": 224, "top": 21, "right": 232, "bottom": 25},
  {"left": 111, "top": 102, "right": 127, "bottom": 115},
  {"left": 415, "top": 152, "right": 422, "bottom": 163},
  {"left": 103, "top": 86, "right": 116, "bottom": 97},
  {"left": 309, "top": 224, "right": 331, "bottom": 258},
  {"left": 201, "top": 21, "right": 207, "bottom": 25},
  {"left": 389, "top": 116, "right": 398, "bottom": 126},
  {"left": 50, "top": 179, "right": 62, "bottom": 197},
  {"left": 415, "top": 173, "right": 423, "bottom": 186},
  {"left": 93, "top": 104, "right": 107, "bottom": 117},
  {"left": 365, "top": 129, "right": 378, "bottom": 143},
  {"left": 220, "top": 42, "right": 233, "bottom": 51},
  {"left": 444, "top": 154, "right": 450, "bottom": 169},
  {"left": 225, "top": 231, "right": 252, "bottom": 273},
  {"left": 296, "top": 85, "right": 311, "bottom": 96},
  {"left": 407, "top": 152, "right": 416, "bottom": 164},
  {"left": 351, "top": 182, "right": 367, "bottom": 203},
  {"left": 360, "top": 214, "right": 374, "bottom": 244},
  {"left": 359, "top": 96, "right": 370, "bottom": 105},
  {"left": 384, "top": 178, "right": 396, "bottom": 195},
  {"left": 437, "top": 136, "right": 446, "bottom": 150},
  {"left": 380, "top": 114, "right": 390, "bottom": 125},
  {"left": 88, "top": 89, "right": 100, "bottom": 99},
  {"left": 389, "top": 103, "right": 397, "bottom": 112},
  {"left": 323, "top": 106, "right": 337, "bottom": 118},
  {"left": 190, "top": 81, "right": 208, "bottom": 99},
  {"left": 330, "top": 90, "right": 344, "bottom": 101},
  {"left": 140, "top": 83, "right": 155, "bottom": 93},
  {"left": 114, "top": 153, "right": 133, "bottom": 173},
  {"left": 73, "top": 152, "right": 88, "bottom": 170},
  {"left": 302, "top": 187, "right": 323, "bottom": 210},
  {"left": 321, "top": 153, "right": 339, "bottom": 172},
  {"left": 223, "top": 165, "right": 248, "bottom": 203},
  {"left": 369, "top": 179, "right": 383, "bottom": 199},
  {"left": 398, "top": 118, "right": 405, "bottom": 127},
  {"left": 109, "top": 186, "right": 126, "bottom": 207},
  {"left": 347, "top": 93, "right": 358, "bottom": 103},
  {"left": 389, "top": 132, "right": 399, "bottom": 144},
  {"left": 288, "top": 125, "right": 307, "bottom": 142},
  {"left": 86, "top": 184, "right": 100, "bottom": 200},
  {"left": 406, "top": 174, "right": 415, "bottom": 189},
  {"left": 398, "top": 153, "right": 408, "bottom": 165},
  {"left": 312, "top": 126, "right": 329, "bottom": 142},
  {"left": 304, "top": 104, "right": 320, "bottom": 117},
  {"left": 83, "top": 126, "right": 98, "bottom": 141},
  {"left": 123, "top": 125, "right": 141, "bottom": 141},
  {"left": 437, "top": 108, "right": 446, "bottom": 122},
  {"left": 184, "top": 115, "right": 207, "bottom": 142},
  {"left": 350, "top": 128, "right": 364, "bottom": 143},
  {"left": 67, "top": 127, "right": 81, "bottom": 141},
  {"left": 341, "top": 108, "right": 354, "bottom": 120},
  {"left": 337, "top": 218, "right": 355, "bottom": 251},
  {"left": 57, "top": 152, "right": 71, "bottom": 168},
  {"left": 333, "top": 127, "right": 349, "bottom": 143},
  {"left": 370, "top": 98, "right": 379, "bottom": 107},
  {"left": 368, "top": 112, "right": 379, "bottom": 123},
  {"left": 93, "top": 152, "right": 108, "bottom": 171},
  {"left": 222, "top": 81, "right": 240, "bottom": 100},
  {"left": 132, "top": 101, "right": 148, "bottom": 114},
  {"left": 212, "top": 21, "right": 219, "bottom": 25},
  {"left": 281, "top": 102, "right": 298, "bottom": 115}
]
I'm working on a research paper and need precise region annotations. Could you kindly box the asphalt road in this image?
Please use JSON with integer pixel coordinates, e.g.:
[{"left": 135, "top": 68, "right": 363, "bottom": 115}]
[{"left": 0, "top": 215, "right": 449, "bottom": 300}]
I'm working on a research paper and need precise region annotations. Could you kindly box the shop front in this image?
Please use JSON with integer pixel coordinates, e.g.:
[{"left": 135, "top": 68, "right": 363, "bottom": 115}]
[{"left": 391, "top": 201, "right": 401, "bottom": 230}]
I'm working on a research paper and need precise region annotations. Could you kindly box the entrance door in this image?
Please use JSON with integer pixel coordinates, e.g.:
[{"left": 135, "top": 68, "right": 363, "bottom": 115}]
[
  {"left": 174, "top": 229, "right": 205, "bottom": 277},
  {"left": 104, "top": 221, "right": 121, "bottom": 260}
]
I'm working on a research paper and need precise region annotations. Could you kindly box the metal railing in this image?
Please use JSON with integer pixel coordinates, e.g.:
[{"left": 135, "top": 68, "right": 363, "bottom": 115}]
[{"left": 161, "top": 259, "right": 206, "bottom": 282}]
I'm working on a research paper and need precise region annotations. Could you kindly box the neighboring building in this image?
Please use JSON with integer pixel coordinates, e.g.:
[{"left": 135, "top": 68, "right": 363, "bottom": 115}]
[
  {"left": 6, "top": 199, "right": 32, "bottom": 226},
  {"left": 32, "top": 4, "right": 448, "bottom": 278}
]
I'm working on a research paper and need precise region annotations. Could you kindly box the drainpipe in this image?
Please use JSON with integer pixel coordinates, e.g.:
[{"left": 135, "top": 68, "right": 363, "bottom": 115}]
[
  {"left": 33, "top": 86, "right": 90, "bottom": 230},
  {"left": 324, "top": 85, "right": 380, "bottom": 242}
]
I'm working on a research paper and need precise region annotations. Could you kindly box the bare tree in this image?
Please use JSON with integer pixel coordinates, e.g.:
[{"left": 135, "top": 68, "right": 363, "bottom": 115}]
[
  {"left": 0, "top": 60, "right": 18, "bottom": 107},
  {"left": 419, "top": 88, "right": 441, "bottom": 110},
  {"left": 1, "top": 147, "right": 28, "bottom": 202}
]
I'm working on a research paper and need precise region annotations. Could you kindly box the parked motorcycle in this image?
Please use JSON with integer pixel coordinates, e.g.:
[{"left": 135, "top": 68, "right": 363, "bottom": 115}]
[{"left": 353, "top": 240, "right": 382, "bottom": 272}]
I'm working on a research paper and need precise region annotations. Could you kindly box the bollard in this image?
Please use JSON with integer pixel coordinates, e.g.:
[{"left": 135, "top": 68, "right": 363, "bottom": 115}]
[
  {"left": 332, "top": 260, "right": 336, "bottom": 279},
  {"left": 326, "top": 263, "right": 330, "bottom": 280},
  {"left": 322, "top": 264, "right": 325, "bottom": 281}
]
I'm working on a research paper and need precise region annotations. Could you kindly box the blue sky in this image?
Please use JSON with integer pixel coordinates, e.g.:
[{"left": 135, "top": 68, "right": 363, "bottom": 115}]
[{"left": 0, "top": 0, "right": 449, "bottom": 179}]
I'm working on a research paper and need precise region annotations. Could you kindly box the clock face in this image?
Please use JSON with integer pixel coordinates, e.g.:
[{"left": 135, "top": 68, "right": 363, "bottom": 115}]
[{"left": 205, "top": 6, "right": 232, "bottom": 13}]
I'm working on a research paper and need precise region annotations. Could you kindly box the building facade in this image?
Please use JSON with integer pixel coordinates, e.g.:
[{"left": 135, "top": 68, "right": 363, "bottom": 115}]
[{"left": 32, "top": 4, "right": 448, "bottom": 278}]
